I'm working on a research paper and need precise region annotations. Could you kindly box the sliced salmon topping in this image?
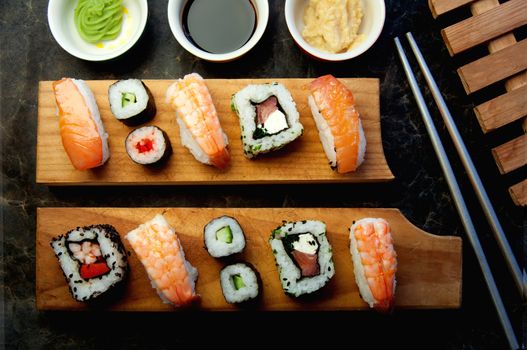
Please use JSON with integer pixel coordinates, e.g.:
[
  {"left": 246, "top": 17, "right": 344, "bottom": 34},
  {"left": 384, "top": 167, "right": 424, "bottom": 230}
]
[
  {"left": 52, "top": 78, "right": 104, "bottom": 170},
  {"left": 291, "top": 250, "right": 320, "bottom": 277},
  {"left": 309, "top": 74, "right": 361, "bottom": 173},
  {"left": 256, "top": 96, "right": 279, "bottom": 125}
]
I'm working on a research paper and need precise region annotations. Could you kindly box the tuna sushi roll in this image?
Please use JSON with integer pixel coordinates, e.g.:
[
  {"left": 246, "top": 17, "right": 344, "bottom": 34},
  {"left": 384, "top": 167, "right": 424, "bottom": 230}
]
[
  {"left": 231, "top": 83, "right": 304, "bottom": 158},
  {"left": 204, "top": 216, "right": 246, "bottom": 258},
  {"left": 349, "top": 218, "right": 397, "bottom": 312},
  {"left": 166, "top": 73, "right": 230, "bottom": 169},
  {"left": 125, "top": 126, "right": 172, "bottom": 165},
  {"left": 108, "top": 79, "right": 156, "bottom": 126},
  {"left": 220, "top": 263, "right": 259, "bottom": 304},
  {"left": 269, "top": 220, "right": 335, "bottom": 297},
  {"left": 125, "top": 214, "right": 199, "bottom": 307},
  {"left": 50, "top": 224, "right": 128, "bottom": 302},
  {"left": 52, "top": 78, "right": 110, "bottom": 170},
  {"left": 308, "top": 75, "right": 366, "bottom": 173}
]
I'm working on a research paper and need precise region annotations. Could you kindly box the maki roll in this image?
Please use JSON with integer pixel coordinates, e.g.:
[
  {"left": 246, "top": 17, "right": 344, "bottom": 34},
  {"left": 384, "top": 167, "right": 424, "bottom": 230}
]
[
  {"left": 204, "top": 216, "right": 246, "bottom": 258},
  {"left": 349, "top": 218, "right": 397, "bottom": 312},
  {"left": 52, "top": 78, "right": 110, "bottom": 170},
  {"left": 108, "top": 79, "right": 156, "bottom": 126},
  {"left": 269, "top": 220, "right": 335, "bottom": 297},
  {"left": 125, "top": 126, "right": 172, "bottom": 165},
  {"left": 220, "top": 263, "right": 259, "bottom": 304},
  {"left": 308, "top": 75, "right": 366, "bottom": 173},
  {"left": 125, "top": 214, "right": 199, "bottom": 307},
  {"left": 50, "top": 224, "right": 128, "bottom": 302},
  {"left": 231, "top": 83, "right": 304, "bottom": 158}
]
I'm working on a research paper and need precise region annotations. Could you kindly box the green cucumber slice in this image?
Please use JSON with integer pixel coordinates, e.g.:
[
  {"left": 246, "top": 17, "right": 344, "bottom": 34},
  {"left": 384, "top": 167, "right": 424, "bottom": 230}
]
[
  {"left": 121, "top": 92, "right": 137, "bottom": 107},
  {"left": 215, "top": 226, "right": 233, "bottom": 244},
  {"left": 232, "top": 274, "right": 245, "bottom": 290}
]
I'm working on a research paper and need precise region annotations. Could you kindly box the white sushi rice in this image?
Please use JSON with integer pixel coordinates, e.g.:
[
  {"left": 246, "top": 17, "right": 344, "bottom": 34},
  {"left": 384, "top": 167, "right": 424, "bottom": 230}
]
[
  {"left": 50, "top": 225, "right": 128, "bottom": 302},
  {"left": 175, "top": 112, "right": 230, "bottom": 166},
  {"left": 176, "top": 117, "right": 208, "bottom": 165},
  {"left": 71, "top": 79, "right": 110, "bottom": 165},
  {"left": 349, "top": 218, "right": 396, "bottom": 308},
  {"left": 269, "top": 220, "right": 335, "bottom": 297},
  {"left": 308, "top": 94, "right": 366, "bottom": 171},
  {"left": 220, "top": 263, "right": 259, "bottom": 304},
  {"left": 204, "top": 216, "right": 246, "bottom": 258},
  {"left": 108, "top": 79, "right": 151, "bottom": 120},
  {"left": 232, "top": 83, "right": 304, "bottom": 158}
]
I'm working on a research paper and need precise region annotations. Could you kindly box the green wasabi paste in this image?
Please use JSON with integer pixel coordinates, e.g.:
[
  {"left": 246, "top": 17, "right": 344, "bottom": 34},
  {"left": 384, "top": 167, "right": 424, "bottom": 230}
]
[{"left": 74, "top": 0, "right": 123, "bottom": 43}]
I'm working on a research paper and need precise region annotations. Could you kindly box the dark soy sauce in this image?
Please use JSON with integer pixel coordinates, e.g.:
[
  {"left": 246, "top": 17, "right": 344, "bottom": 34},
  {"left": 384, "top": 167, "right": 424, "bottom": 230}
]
[{"left": 183, "top": 0, "right": 256, "bottom": 54}]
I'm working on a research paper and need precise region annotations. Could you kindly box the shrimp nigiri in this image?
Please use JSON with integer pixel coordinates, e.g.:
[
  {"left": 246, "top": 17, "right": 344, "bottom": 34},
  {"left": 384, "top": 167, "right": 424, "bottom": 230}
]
[
  {"left": 349, "top": 218, "right": 397, "bottom": 312},
  {"left": 125, "top": 214, "right": 199, "bottom": 307},
  {"left": 52, "top": 78, "right": 109, "bottom": 170},
  {"left": 308, "top": 74, "right": 366, "bottom": 173},
  {"left": 166, "top": 73, "right": 230, "bottom": 169}
]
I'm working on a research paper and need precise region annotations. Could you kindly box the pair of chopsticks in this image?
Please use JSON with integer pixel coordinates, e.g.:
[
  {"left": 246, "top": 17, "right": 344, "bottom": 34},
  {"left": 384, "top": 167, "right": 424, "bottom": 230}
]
[{"left": 395, "top": 33, "right": 524, "bottom": 350}]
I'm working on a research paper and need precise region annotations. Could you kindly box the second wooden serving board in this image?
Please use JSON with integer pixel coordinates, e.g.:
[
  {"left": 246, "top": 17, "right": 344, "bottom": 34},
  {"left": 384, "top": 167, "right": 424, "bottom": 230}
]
[
  {"left": 37, "top": 78, "right": 393, "bottom": 185},
  {"left": 36, "top": 207, "right": 462, "bottom": 311}
]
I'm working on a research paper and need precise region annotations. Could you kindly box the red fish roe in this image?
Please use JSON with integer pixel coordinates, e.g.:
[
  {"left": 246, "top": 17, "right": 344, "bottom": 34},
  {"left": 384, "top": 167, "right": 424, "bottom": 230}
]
[{"left": 135, "top": 138, "right": 154, "bottom": 153}]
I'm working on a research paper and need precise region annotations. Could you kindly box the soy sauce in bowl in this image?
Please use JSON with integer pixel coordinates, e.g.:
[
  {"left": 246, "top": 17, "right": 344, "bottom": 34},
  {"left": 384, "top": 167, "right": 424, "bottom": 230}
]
[{"left": 182, "top": 0, "right": 256, "bottom": 54}]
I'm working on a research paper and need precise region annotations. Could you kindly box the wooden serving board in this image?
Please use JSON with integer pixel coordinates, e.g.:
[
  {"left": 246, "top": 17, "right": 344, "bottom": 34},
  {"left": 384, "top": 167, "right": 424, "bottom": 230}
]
[
  {"left": 36, "top": 78, "right": 393, "bottom": 185},
  {"left": 36, "top": 208, "right": 462, "bottom": 311}
]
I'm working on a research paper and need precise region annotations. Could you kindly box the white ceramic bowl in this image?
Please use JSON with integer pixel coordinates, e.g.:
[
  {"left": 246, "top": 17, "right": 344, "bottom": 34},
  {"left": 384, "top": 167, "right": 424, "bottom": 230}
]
[
  {"left": 48, "top": 0, "right": 148, "bottom": 61},
  {"left": 285, "top": 0, "right": 385, "bottom": 61},
  {"left": 167, "top": 0, "right": 269, "bottom": 62}
]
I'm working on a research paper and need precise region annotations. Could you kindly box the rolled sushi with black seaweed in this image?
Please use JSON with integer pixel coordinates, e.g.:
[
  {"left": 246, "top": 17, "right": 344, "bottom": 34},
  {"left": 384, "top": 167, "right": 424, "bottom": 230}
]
[
  {"left": 50, "top": 224, "right": 128, "bottom": 302},
  {"left": 109, "top": 79, "right": 156, "bottom": 125},
  {"left": 204, "top": 216, "right": 246, "bottom": 258},
  {"left": 231, "top": 83, "right": 303, "bottom": 158},
  {"left": 220, "top": 263, "right": 259, "bottom": 304},
  {"left": 125, "top": 126, "right": 172, "bottom": 165},
  {"left": 269, "top": 220, "right": 335, "bottom": 297}
]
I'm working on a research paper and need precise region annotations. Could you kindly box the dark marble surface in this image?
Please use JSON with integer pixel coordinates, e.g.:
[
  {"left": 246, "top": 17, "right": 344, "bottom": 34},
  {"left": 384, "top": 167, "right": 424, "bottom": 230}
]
[{"left": 1, "top": 0, "right": 525, "bottom": 348}]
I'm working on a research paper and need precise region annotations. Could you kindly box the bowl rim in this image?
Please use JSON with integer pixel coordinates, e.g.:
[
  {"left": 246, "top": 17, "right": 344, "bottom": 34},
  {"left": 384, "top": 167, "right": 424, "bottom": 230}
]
[
  {"left": 47, "top": 0, "right": 149, "bottom": 62},
  {"left": 167, "top": 0, "right": 269, "bottom": 62},
  {"left": 284, "top": 0, "right": 386, "bottom": 61}
]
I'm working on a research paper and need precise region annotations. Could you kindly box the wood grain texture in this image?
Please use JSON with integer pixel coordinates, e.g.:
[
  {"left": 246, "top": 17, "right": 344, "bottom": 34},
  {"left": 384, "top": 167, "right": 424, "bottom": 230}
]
[
  {"left": 469, "top": 0, "right": 527, "bottom": 130},
  {"left": 36, "top": 207, "right": 462, "bottom": 311},
  {"left": 441, "top": 0, "right": 527, "bottom": 55},
  {"left": 457, "top": 39, "right": 527, "bottom": 94},
  {"left": 474, "top": 85, "right": 527, "bottom": 133},
  {"left": 36, "top": 78, "right": 393, "bottom": 185},
  {"left": 492, "top": 134, "right": 527, "bottom": 174},
  {"left": 429, "top": 0, "right": 475, "bottom": 18},
  {"left": 509, "top": 179, "right": 527, "bottom": 206}
]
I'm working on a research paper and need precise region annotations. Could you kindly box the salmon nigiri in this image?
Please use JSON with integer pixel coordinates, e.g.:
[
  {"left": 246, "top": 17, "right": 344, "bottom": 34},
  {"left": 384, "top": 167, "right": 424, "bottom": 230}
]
[
  {"left": 125, "top": 214, "right": 199, "bottom": 307},
  {"left": 166, "top": 73, "right": 230, "bottom": 169},
  {"left": 52, "top": 78, "right": 109, "bottom": 170},
  {"left": 308, "top": 74, "right": 366, "bottom": 173},
  {"left": 349, "top": 218, "right": 397, "bottom": 312}
]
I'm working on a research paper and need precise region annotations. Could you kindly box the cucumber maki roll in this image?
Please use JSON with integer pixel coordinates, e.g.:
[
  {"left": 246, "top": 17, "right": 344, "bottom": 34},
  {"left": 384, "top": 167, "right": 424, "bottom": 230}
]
[
  {"left": 231, "top": 83, "right": 304, "bottom": 158},
  {"left": 220, "top": 263, "right": 259, "bottom": 304},
  {"left": 204, "top": 216, "right": 246, "bottom": 258},
  {"left": 109, "top": 79, "right": 156, "bottom": 126},
  {"left": 269, "top": 220, "right": 335, "bottom": 297}
]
